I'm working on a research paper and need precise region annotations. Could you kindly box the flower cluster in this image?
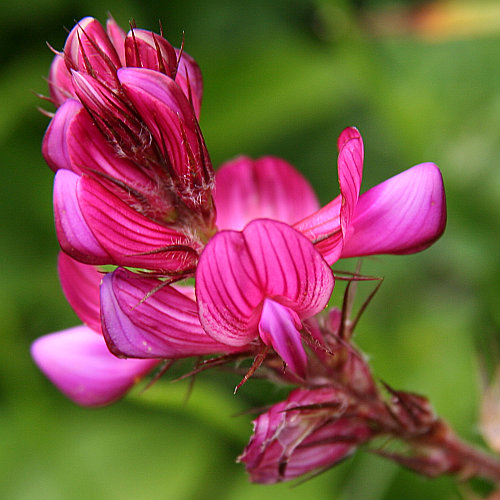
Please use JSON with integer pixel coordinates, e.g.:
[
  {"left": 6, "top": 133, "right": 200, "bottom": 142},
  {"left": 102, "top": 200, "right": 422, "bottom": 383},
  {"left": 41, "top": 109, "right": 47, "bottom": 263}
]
[{"left": 32, "top": 17, "right": 448, "bottom": 483}]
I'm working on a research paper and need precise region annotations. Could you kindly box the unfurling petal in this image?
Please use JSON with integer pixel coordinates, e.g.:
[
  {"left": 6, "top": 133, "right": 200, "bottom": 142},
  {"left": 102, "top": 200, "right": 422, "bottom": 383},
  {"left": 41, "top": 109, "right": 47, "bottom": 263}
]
[
  {"left": 58, "top": 252, "right": 102, "bottom": 333},
  {"left": 341, "top": 162, "right": 446, "bottom": 257},
  {"left": 294, "top": 126, "right": 363, "bottom": 264},
  {"left": 100, "top": 268, "right": 240, "bottom": 358},
  {"left": 31, "top": 326, "right": 157, "bottom": 407},
  {"left": 214, "top": 156, "right": 320, "bottom": 231},
  {"left": 196, "top": 219, "right": 334, "bottom": 349},
  {"left": 175, "top": 49, "right": 203, "bottom": 118}
]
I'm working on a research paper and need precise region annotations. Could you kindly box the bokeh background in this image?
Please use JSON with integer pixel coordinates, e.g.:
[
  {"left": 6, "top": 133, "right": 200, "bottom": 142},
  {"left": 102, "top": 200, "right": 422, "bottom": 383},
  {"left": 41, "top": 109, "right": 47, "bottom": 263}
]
[{"left": 2, "top": 0, "right": 500, "bottom": 498}]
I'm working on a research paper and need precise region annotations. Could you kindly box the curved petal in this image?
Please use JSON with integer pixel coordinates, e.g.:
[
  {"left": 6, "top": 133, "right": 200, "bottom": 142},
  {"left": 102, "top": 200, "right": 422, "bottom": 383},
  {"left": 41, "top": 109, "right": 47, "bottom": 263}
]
[
  {"left": 31, "top": 326, "right": 157, "bottom": 407},
  {"left": 196, "top": 219, "right": 334, "bottom": 347},
  {"left": 60, "top": 173, "right": 199, "bottom": 273},
  {"left": 294, "top": 127, "right": 364, "bottom": 265},
  {"left": 214, "top": 156, "right": 320, "bottom": 231},
  {"left": 58, "top": 252, "right": 102, "bottom": 333},
  {"left": 42, "top": 99, "right": 83, "bottom": 172},
  {"left": 100, "top": 269, "right": 239, "bottom": 358},
  {"left": 341, "top": 162, "right": 446, "bottom": 257},
  {"left": 53, "top": 170, "right": 110, "bottom": 264}
]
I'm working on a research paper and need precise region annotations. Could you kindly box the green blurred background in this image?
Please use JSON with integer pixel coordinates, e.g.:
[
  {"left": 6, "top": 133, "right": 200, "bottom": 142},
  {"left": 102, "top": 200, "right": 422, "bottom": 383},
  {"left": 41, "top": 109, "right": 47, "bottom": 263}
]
[{"left": 2, "top": 0, "right": 500, "bottom": 498}]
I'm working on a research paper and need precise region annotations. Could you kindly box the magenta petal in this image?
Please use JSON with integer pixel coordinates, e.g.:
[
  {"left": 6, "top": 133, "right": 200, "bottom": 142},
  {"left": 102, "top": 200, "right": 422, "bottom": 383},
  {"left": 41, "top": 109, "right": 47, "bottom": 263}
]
[
  {"left": 75, "top": 175, "right": 198, "bottom": 273},
  {"left": 293, "top": 127, "right": 363, "bottom": 265},
  {"left": 337, "top": 127, "right": 363, "bottom": 238},
  {"left": 259, "top": 299, "right": 306, "bottom": 378},
  {"left": 42, "top": 99, "right": 83, "bottom": 172},
  {"left": 341, "top": 162, "right": 447, "bottom": 257},
  {"left": 197, "top": 229, "right": 263, "bottom": 346},
  {"left": 214, "top": 156, "right": 320, "bottom": 231},
  {"left": 196, "top": 219, "right": 334, "bottom": 347},
  {"left": 53, "top": 170, "right": 110, "bottom": 263},
  {"left": 58, "top": 252, "right": 102, "bottom": 333},
  {"left": 101, "top": 269, "right": 240, "bottom": 358},
  {"left": 31, "top": 326, "right": 157, "bottom": 407}
]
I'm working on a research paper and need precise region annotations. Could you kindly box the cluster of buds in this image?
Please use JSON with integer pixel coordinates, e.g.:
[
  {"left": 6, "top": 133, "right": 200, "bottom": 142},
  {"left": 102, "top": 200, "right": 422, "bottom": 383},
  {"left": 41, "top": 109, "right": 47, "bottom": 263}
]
[{"left": 36, "top": 16, "right": 500, "bottom": 488}]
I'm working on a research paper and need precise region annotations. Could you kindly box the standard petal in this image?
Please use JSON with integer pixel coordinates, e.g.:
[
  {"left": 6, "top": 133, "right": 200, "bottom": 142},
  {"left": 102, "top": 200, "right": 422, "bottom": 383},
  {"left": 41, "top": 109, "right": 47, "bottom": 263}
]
[
  {"left": 341, "top": 162, "right": 447, "bottom": 257},
  {"left": 258, "top": 299, "right": 307, "bottom": 378},
  {"left": 337, "top": 127, "right": 363, "bottom": 238},
  {"left": 53, "top": 169, "right": 110, "bottom": 263},
  {"left": 214, "top": 156, "right": 320, "bottom": 231},
  {"left": 196, "top": 219, "right": 334, "bottom": 347},
  {"left": 101, "top": 269, "right": 241, "bottom": 358},
  {"left": 58, "top": 252, "right": 102, "bottom": 333},
  {"left": 42, "top": 99, "right": 83, "bottom": 172},
  {"left": 31, "top": 326, "right": 157, "bottom": 407}
]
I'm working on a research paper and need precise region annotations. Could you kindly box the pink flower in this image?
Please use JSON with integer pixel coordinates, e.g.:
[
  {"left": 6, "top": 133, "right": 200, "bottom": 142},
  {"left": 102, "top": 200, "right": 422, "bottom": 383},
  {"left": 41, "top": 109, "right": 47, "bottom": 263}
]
[
  {"left": 238, "top": 387, "right": 374, "bottom": 483},
  {"left": 31, "top": 253, "right": 157, "bottom": 406},
  {"left": 196, "top": 219, "right": 334, "bottom": 378},
  {"left": 43, "top": 17, "right": 214, "bottom": 275},
  {"left": 294, "top": 127, "right": 447, "bottom": 264}
]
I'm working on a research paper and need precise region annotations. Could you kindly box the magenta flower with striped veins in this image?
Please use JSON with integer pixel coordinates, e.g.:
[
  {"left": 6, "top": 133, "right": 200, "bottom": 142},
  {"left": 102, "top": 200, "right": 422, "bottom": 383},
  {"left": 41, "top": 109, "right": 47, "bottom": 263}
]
[
  {"left": 31, "top": 253, "right": 242, "bottom": 406},
  {"left": 294, "top": 127, "right": 447, "bottom": 264},
  {"left": 43, "top": 17, "right": 214, "bottom": 276}
]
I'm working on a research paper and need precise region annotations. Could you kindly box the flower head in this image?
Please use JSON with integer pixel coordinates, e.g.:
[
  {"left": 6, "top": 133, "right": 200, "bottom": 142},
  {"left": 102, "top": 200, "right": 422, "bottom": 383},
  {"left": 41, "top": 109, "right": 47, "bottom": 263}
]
[{"left": 44, "top": 17, "right": 214, "bottom": 276}]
